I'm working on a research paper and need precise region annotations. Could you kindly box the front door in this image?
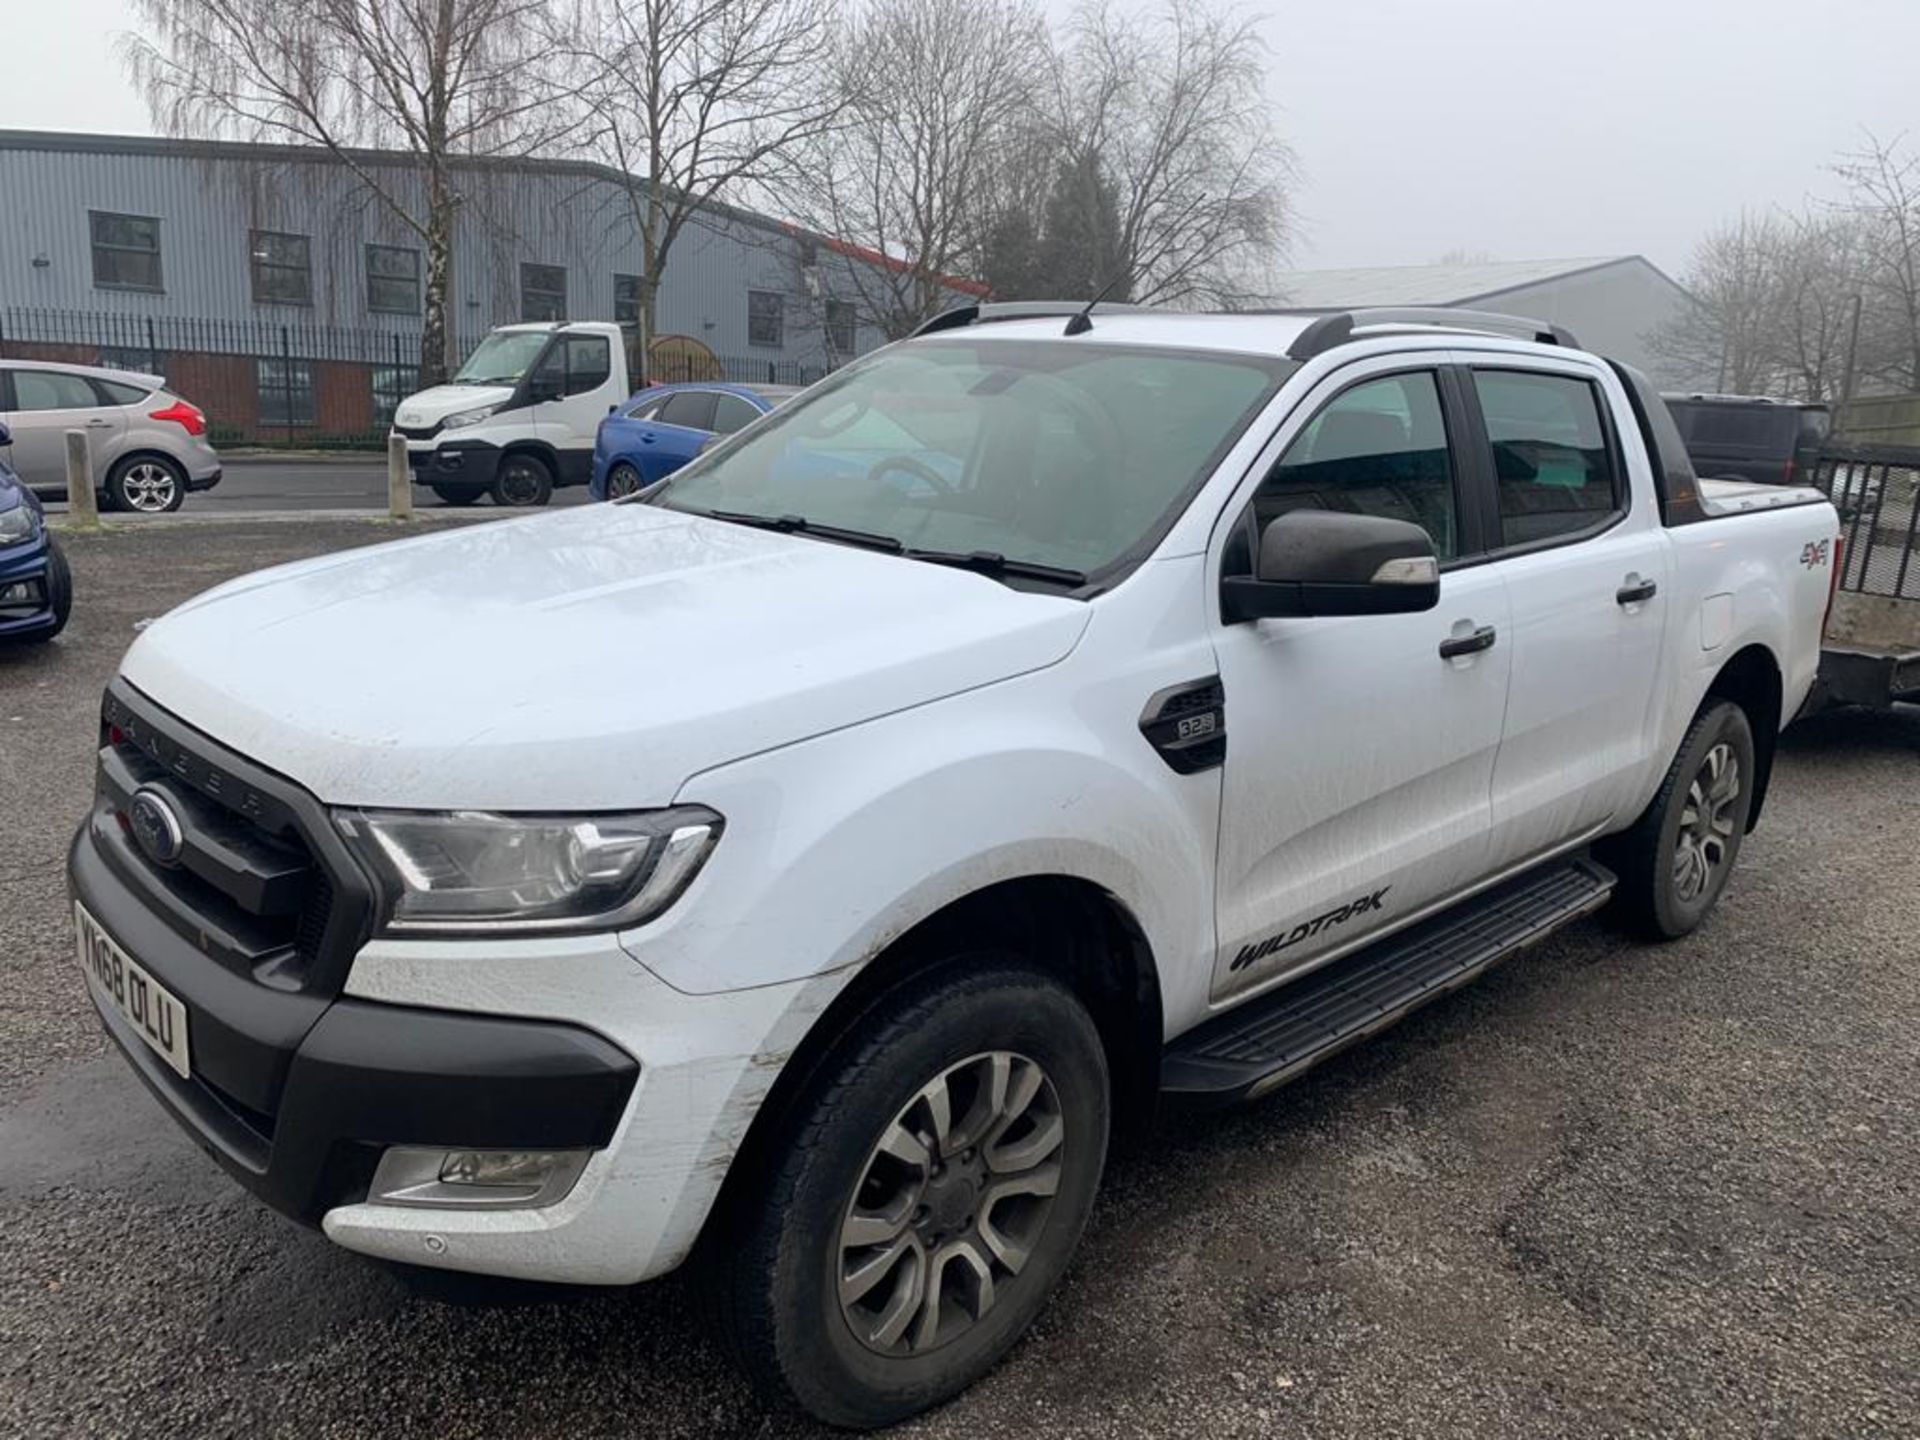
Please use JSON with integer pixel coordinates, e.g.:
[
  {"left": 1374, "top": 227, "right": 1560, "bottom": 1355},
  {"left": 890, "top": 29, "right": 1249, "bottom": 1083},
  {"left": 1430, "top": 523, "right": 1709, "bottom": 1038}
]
[{"left": 1210, "top": 361, "right": 1512, "bottom": 1001}]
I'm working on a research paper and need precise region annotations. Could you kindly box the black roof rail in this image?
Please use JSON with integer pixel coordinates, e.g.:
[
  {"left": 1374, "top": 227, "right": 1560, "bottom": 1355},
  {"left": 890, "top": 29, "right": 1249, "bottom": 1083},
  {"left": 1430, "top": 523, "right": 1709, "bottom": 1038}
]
[
  {"left": 909, "top": 300, "right": 1154, "bottom": 338},
  {"left": 1267, "top": 306, "right": 1580, "bottom": 360}
]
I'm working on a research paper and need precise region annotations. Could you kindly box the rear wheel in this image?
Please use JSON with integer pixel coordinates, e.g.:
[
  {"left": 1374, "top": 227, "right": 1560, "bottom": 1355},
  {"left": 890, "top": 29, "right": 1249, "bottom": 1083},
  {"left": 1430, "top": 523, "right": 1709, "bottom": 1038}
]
[
  {"left": 490, "top": 453, "right": 553, "bottom": 507},
  {"left": 1606, "top": 700, "right": 1756, "bottom": 939},
  {"left": 714, "top": 960, "right": 1109, "bottom": 1429},
  {"left": 430, "top": 484, "right": 483, "bottom": 507},
  {"left": 106, "top": 455, "right": 186, "bottom": 514},
  {"left": 605, "top": 462, "right": 644, "bottom": 499}
]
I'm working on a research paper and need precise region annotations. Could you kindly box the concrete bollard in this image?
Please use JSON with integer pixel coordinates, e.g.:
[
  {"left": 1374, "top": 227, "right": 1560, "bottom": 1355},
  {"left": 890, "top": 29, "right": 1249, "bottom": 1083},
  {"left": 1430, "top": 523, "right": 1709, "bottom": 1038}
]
[
  {"left": 65, "top": 429, "right": 99, "bottom": 528},
  {"left": 387, "top": 433, "right": 413, "bottom": 520}
]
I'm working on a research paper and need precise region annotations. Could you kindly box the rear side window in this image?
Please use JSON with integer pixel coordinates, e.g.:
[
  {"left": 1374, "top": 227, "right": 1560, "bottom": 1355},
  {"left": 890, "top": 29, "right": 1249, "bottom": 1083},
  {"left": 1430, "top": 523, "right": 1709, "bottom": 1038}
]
[
  {"left": 711, "top": 393, "right": 761, "bottom": 435},
  {"left": 1669, "top": 402, "right": 1795, "bottom": 454},
  {"left": 96, "top": 380, "right": 150, "bottom": 406},
  {"left": 1472, "top": 370, "right": 1620, "bottom": 548},
  {"left": 10, "top": 371, "right": 102, "bottom": 411},
  {"left": 1252, "top": 370, "right": 1460, "bottom": 560},
  {"left": 660, "top": 391, "right": 718, "bottom": 431}
]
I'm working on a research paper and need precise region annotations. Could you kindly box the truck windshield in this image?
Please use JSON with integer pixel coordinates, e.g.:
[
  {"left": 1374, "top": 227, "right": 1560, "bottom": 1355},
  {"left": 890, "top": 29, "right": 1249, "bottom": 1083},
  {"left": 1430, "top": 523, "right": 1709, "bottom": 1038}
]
[
  {"left": 653, "top": 338, "right": 1293, "bottom": 581},
  {"left": 453, "top": 331, "right": 551, "bottom": 386}
]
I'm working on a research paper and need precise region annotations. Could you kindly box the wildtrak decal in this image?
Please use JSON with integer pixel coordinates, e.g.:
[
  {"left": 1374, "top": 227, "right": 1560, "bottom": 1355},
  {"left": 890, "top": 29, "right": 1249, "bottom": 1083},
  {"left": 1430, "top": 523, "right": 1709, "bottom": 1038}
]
[{"left": 1230, "top": 886, "right": 1390, "bottom": 972}]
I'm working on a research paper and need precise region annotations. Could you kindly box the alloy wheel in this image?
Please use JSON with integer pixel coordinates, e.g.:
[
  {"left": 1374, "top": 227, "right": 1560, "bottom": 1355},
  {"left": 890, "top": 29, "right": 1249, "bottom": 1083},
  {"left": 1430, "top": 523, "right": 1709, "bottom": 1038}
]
[
  {"left": 607, "top": 464, "right": 642, "bottom": 499},
  {"left": 120, "top": 461, "right": 179, "bottom": 512},
  {"left": 837, "top": 1050, "right": 1065, "bottom": 1357},
  {"left": 1673, "top": 741, "right": 1740, "bottom": 903}
]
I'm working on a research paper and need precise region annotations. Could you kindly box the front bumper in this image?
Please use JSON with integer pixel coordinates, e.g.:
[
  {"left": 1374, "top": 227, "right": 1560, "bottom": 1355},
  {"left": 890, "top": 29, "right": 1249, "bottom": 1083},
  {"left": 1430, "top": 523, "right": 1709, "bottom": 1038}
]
[
  {"left": 407, "top": 440, "right": 501, "bottom": 490},
  {"left": 0, "top": 536, "right": 59, "bottom": 639},
  {"left": 70, "top": 823, "right": 639, "bottom": 1227}
]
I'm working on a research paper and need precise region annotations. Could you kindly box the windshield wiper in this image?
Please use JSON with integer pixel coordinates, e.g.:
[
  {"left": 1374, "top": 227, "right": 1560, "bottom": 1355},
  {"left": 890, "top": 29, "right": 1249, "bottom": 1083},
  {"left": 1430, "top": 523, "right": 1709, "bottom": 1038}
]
[
  {"left": 904, "top": 548, "right": 1088, "bottom": 587},
  {"left": 693, "top": 508, "right": 905, "bottom": 554}
]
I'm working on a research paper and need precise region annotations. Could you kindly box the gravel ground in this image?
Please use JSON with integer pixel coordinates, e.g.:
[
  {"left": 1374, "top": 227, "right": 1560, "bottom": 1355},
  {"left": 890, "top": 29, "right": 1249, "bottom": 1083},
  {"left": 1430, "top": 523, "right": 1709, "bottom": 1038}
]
[{"left": 2, "top": 521, "right": 1916, "bottom": 1438}]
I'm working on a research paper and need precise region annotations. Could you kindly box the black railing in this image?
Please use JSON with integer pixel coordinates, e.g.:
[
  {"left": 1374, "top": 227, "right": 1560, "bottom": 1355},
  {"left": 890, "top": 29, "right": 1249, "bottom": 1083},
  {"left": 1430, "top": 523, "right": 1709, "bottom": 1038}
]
[{"left": 1808, "top": 446, "right": 1920, "bottom": 602}]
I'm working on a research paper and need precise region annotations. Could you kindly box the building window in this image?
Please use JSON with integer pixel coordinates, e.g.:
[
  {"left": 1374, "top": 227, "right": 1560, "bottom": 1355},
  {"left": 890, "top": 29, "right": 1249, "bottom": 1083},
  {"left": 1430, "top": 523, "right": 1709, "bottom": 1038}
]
[
  {"left": 90, "top": 211, "right": 163, "bottom": 292},
  {"left": 249, "top": 230, "right": 312, "bottom": 306},
  {"left": 748, "top": 289, "right": 784, "bottom": 348},
  {"left": 614, "top": 273, "right": 642, "bottom": 330},
  {"left": 371, "top": 364, "right": 418, "bottom": 426},
  {"left": 257, "top": 357, "right": 315, "bottom": 427},
  {"left": 825, "top": 299, "right": 857, "bottom": 357},
  {"left": 366, "top": 244, "right": 421, "bottom": 315},
  {"left": 521, "top": 263, "right": 568, "bottom": 322}
]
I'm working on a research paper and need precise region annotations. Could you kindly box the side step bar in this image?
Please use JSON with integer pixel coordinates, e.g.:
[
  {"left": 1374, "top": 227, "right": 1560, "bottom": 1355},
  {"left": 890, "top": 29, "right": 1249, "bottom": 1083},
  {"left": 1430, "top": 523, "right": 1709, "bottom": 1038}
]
[{"left": 1162, "top": 857, "right": 1617, "bottom": 1104}]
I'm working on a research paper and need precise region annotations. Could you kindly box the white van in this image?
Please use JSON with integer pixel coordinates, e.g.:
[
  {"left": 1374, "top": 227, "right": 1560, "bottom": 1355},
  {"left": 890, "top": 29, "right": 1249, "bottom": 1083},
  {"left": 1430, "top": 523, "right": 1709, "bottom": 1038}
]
[{"left": 392, "top": 321, "right": 629, "bottom": 506}]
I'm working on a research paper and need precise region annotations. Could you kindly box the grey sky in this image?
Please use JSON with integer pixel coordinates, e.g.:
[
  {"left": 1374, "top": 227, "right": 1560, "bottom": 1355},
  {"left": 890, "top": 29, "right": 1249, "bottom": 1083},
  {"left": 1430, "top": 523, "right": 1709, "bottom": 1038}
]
[{"left": 9, "top": 0, "right": 1919, "bottom": 279}]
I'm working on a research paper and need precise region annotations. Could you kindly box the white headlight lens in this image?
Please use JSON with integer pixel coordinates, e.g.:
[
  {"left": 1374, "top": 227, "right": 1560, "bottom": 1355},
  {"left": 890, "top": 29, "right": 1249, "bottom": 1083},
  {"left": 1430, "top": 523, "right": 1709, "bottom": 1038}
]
[
  {"left": 335, "top": 806, "right": 722, "bottom": 934},
  {"left": 440, "top": 405, "right": 499, "bottom": 430},
  {"left": 0, "top": 504, "right": 39, "bottom": 544}
]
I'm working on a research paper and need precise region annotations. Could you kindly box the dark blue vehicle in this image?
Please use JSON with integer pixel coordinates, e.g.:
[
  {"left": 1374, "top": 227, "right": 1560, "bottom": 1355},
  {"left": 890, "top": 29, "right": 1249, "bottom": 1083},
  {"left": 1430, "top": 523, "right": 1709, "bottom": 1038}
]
[
  {"left": 590, "top": 382, "right": 801, "bottom": 499},
  {"left": 0, "top": 421, "right": 72, "bottom": 645}
]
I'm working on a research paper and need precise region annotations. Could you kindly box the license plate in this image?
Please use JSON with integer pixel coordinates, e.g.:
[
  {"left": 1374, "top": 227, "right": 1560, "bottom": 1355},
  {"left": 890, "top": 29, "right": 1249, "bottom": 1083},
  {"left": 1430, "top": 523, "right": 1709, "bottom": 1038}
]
[{"left": 74, "top": 902, "right": 191, "bottom": 1080}]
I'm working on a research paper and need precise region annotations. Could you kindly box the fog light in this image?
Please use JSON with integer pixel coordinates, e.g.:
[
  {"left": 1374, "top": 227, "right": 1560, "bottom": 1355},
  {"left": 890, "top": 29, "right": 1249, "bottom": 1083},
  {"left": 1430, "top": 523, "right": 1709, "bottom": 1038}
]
[
  {"left": 368, "top": 1146, "right": 592, "bottom": 1209},
  {"left": 0, "top": 581, "right": 38, "bottom": 604}
]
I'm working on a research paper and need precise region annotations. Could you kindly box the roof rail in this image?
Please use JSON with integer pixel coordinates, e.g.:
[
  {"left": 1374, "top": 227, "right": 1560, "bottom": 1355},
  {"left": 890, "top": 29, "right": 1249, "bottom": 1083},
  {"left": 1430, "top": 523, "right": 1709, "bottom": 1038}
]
[
  {"left": 1269, "top": 307, "right": 1581, "bottom": 361},
  {"left": 910, "top": 300, "right": 1154, "bottom": 338}
]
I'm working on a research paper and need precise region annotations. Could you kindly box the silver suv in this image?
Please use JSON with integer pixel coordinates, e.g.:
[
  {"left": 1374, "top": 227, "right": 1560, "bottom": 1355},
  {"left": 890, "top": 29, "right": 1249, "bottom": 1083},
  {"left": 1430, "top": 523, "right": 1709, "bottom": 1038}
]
[{"left": 0, "top": 360, "right": 222, "bottom": 513}]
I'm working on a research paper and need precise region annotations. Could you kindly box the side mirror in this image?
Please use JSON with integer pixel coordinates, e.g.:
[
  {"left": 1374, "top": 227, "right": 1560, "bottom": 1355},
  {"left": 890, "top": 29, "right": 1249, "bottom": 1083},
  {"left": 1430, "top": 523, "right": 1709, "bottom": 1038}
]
[
  {"left": 0, "top": 421, "right": 10, "bottom": 446},
  {"left": 1222, "top": 509, "right": 1440, "bottom": 622}
]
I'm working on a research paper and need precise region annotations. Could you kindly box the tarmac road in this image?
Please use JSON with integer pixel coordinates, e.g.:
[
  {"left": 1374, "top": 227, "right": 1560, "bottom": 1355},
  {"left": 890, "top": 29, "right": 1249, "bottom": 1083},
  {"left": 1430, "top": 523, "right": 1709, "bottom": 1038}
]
[
  {"left": 1, "top": 519, "right": 1916, "bottom": 1438},
  {"left": 36, "top": 456, "right": 594, "bottom": 515}
]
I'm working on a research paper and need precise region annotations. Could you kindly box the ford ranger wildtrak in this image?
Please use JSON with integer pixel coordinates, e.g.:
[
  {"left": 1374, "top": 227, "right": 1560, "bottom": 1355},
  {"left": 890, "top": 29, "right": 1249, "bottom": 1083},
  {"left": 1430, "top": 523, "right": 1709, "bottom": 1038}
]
[{"left": 72, "top": 304, "right": 1837, "bottom": 1427}]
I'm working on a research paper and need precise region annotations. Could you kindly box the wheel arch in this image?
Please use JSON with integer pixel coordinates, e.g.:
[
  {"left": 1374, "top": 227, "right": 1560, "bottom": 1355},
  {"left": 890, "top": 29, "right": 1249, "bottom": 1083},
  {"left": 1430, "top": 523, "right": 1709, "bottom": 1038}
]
[
  {"left": 698, "top": 873, "right": 1163, "bottom": 1248},
  {"left": 1703, "top": 642, "right": 1782, "bottom": 831}
]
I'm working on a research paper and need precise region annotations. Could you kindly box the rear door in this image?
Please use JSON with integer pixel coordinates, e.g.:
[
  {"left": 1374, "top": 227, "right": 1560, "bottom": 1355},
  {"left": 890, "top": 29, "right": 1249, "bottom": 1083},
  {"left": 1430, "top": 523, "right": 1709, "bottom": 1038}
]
[
  {"left": 3, "top": 369, "right": 125, "bottom": 493},
  {"left": 1463, "top": 359, "right": 1674, "bottom": 869},
  {"left": 1210, "top": 357, "right": 1513, "bottom": 999}
]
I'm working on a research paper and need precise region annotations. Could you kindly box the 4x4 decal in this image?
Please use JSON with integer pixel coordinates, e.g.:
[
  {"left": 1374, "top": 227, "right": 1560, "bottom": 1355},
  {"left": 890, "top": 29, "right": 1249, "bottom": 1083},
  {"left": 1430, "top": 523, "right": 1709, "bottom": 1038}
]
[{"left": 1231, "top": 886, "right": 1391, "bottom": 972}]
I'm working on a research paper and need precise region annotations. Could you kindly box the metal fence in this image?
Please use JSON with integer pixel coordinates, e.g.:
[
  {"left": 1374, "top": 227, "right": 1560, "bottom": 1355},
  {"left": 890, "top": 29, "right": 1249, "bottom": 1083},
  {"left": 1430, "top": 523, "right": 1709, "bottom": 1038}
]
[
  {"left": 1808, "top": 445, "right": 1920, "bottom": 602},
  {"left": 0, "top": 306, "right": 834, "bottom": 447}
]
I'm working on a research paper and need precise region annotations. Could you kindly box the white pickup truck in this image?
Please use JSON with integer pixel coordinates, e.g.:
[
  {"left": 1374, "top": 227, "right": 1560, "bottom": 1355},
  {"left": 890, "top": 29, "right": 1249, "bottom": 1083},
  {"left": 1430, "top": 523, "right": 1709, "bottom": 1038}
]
[
  {"left": 392, "top": 321, "right": 629, "bottom": 506},
  {"left": 73, "top": 305, "right": 1837, "bottom": 1427}
]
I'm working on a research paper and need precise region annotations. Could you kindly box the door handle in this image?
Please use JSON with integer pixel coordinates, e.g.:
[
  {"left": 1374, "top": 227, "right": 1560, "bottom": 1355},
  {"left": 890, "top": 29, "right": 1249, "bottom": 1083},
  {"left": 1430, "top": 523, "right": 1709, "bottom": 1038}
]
[
  {"left": 1438, "top": 625, "right": 1497, "bottom": 660},
  {"left": 1616, "top": 578, "right": 1658, "bottom": 606},
  {"left": 85, "top": 418, "right": 112, "bottom": 428},
  {"left": 639, "top": 432, "right": 656, "bottom": 444}
]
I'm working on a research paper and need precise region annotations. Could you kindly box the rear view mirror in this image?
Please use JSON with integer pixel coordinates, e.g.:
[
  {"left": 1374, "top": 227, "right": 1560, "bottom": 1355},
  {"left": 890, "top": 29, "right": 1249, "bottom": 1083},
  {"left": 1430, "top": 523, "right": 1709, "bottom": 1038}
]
[{"left": 1222, "top": 509, "right": 1440, "bottom": 622}]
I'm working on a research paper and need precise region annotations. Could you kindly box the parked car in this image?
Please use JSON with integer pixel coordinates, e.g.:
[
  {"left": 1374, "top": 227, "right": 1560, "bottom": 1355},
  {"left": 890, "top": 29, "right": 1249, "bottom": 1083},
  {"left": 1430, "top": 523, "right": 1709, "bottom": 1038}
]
[
  {"left": 1663, "top": 392, "right": 1831, "bottom": 485},
  {"left": 73, "top": 304, "right": 1837, "bottom": 1428},
  {"left": 0, "top": 422, "right": 72, "bottom": 643},
  {"left": 393, "top": 321, "right": 628, "bottom": 507},
  {"left": 0, "top": 359, "right": 221, "bottom": 513},
  {"left": 591, "top": 381, "right": 800, "bottom": 499}
]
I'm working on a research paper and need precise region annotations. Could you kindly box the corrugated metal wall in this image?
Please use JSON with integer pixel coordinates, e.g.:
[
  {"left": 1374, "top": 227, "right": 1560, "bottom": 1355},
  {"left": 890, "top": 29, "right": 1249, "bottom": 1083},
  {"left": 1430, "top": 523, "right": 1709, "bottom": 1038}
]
[{"left": 0, "top": 139, "right": 902, "bottom": 365}]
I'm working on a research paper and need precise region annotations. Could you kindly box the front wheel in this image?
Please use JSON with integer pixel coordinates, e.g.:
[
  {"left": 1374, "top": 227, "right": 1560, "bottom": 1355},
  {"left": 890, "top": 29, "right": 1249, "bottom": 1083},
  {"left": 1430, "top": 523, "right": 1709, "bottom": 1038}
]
[
  {"left": 715, "top": 960, "right": 1110, "bottom": 1429},
  {"left": 18, "top": 542, "right": 73, "bottom": 644},
  {"left": 430, "top": 484, "right": 482, "bottom": 506},
  {"left": 605, "top": 462, "right": 644, "bottom": 499},
  {"left": 490, "top": 453, "right": 553, "bottom": 507},
  {"left": 1605, "top": 700, "right": 1756, "bottom": 939},
  {"left": 106, "top": 455, "right": 186, "bottom": 513}
]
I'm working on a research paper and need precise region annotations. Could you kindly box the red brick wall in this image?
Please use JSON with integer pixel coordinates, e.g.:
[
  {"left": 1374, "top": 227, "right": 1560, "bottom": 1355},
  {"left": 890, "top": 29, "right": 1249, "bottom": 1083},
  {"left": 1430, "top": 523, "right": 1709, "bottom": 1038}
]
[{"left": 0, "top": 340, "right": 99, "bottom": 365}]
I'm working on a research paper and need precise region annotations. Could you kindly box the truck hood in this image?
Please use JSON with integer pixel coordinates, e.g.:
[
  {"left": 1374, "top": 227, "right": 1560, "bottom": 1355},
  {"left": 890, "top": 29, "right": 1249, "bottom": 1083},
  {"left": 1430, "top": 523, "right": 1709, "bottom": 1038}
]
[
  {"left": 393, "top": 383, "right": 517, "bottom": 428},
  {"left": 119, "top": 505, "right": 1091, "bottom": 809}
]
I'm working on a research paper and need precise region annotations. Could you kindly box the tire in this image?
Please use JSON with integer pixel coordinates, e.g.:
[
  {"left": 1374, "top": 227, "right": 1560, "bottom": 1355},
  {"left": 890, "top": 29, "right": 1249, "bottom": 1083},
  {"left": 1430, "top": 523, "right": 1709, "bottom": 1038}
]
[
  {"left": 430, "top": 484, "right": 483, "bottom": 507},
  {"left": 490, "top": 453, "right": 553, "bottom": 507},
  {"left": 605, "top": 462, "right": 644, "bottom": 500},
  {"left": 714, "top": 959, "right": 1110, "bottom": 1429},
  {"left": 106, "top": 454, "right": 186, "bottom": 514},
  {"left": 1605, "top": 700, "right": 1756, "bottom": 940},
  {"left": 19, "top": 541, "right": 73, "bottom": 645}
]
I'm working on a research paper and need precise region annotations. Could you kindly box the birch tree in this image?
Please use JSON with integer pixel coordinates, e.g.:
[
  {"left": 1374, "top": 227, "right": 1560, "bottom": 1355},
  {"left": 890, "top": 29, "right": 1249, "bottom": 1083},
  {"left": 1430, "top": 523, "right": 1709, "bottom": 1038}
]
[{"left": 125, "top": 0, "right": 570, "bottom": 384}]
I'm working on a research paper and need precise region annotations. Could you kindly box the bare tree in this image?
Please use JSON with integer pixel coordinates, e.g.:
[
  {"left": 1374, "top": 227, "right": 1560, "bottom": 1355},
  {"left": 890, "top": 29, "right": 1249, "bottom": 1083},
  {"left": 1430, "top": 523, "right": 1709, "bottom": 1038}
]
[
  {"left": 1651, "top": 213, "right": 1791, "bottom": 394},
  {"left": 1050, "top": 0, "right": 1290, "bottom": 308},
  {"left": 1833, "top": 133, "right": 1920, "bottom": 392},
  {"left": 125, "top": 0, "right": 571, "bottom": 383},
  {"left": 563, "top": 0, "right": 844, "bottom": 372},
  {"left": 800, "top": 0, "right": 1049, "bottom": 338}
]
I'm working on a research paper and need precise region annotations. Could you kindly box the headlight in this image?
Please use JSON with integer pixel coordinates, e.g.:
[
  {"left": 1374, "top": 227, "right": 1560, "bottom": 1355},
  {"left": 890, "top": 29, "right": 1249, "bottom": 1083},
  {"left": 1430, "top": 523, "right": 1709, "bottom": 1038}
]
[
  {"left": 440, "top": 404, "right": 499, "bottom": 430},
  {"left": 335, "top": 806, "right": 723, "bottom": 935},
  {"left": 0, "top": 503, "right": 40, "bottom": 544}
]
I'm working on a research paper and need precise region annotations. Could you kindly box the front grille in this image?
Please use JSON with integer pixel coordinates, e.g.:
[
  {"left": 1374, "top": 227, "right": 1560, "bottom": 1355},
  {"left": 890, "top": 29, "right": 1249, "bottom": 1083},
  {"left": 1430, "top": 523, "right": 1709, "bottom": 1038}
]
[
  {"left": 394, "top": 422, "right": 441, "bottom": 442},
  {"left": 94, "top": 683, "right": 371, "bottom": 997}
]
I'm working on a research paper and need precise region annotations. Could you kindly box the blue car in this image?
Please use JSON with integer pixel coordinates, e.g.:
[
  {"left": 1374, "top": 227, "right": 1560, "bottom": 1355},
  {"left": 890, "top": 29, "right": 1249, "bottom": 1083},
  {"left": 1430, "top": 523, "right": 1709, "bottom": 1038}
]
[
  {"left": 590, "top": 382, "right": 801, "bottom": 499},
  {"left": 0, "top": 421, "right": 72, "bottom": 645}
]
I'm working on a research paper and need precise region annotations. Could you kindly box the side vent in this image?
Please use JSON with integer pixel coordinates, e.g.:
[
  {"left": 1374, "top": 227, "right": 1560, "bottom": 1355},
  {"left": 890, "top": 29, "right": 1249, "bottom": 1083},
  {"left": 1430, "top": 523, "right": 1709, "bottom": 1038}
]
[{"left": 1139, "top": 677, "right": 1226, "bottom": 775}]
